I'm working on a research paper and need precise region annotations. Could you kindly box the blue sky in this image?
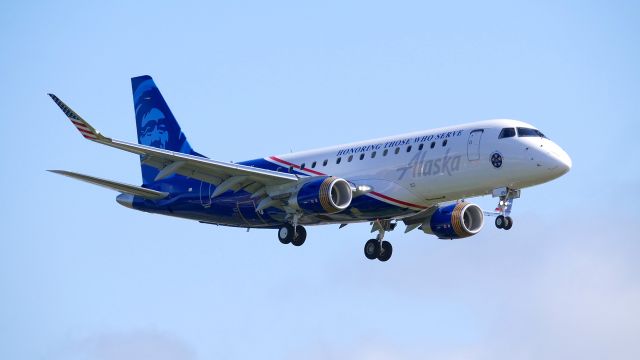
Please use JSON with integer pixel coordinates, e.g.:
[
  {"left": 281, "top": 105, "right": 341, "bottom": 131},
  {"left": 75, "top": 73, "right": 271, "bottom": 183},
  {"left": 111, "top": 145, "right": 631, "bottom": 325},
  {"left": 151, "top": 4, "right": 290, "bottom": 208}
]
[{"left": 1, "top": 1, "right": 639, "bottom": 359}]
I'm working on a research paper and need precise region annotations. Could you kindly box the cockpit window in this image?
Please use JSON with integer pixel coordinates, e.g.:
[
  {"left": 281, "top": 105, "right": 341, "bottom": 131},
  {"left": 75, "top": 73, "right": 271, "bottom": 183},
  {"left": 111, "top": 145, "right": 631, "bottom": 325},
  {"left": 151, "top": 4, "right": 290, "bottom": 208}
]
[
  {"left": 499, "top": 128, "right": 516, "bottom": 139},
  {"left": 517, "top": 127, "right": 547, "bottom": 138}
]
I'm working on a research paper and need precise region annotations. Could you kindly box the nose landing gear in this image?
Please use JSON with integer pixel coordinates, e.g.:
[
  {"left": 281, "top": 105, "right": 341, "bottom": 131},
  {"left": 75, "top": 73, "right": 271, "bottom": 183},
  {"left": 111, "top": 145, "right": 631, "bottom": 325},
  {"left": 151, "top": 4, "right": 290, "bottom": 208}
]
[
  {"left": 494, "top": 214, "right": 513, "bottom": 230},
  {"left": 492, "top": 187, "right": 519, "bottom": 231}
]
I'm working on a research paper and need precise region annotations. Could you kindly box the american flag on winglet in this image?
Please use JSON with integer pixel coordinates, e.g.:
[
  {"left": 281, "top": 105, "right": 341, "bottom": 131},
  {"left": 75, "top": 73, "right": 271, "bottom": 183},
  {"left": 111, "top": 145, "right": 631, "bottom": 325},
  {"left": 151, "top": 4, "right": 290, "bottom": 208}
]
[{"left": 48, "top": 93, "right": 99, "bottom": 140}]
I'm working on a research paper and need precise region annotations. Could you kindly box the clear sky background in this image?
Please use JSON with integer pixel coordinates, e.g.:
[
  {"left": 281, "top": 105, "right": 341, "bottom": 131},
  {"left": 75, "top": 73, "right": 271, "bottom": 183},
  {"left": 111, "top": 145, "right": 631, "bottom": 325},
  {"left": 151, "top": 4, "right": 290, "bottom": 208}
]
[{"left": 1, "top": 1, "right": 639, "bottom": 359}]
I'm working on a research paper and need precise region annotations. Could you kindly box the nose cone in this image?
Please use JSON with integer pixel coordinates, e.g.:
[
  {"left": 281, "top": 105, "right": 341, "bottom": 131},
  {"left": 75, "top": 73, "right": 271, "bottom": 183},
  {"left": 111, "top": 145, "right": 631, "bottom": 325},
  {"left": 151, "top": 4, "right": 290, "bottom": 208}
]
[{"left": 546, "top": 143, "right": 572, "bottom": 177}]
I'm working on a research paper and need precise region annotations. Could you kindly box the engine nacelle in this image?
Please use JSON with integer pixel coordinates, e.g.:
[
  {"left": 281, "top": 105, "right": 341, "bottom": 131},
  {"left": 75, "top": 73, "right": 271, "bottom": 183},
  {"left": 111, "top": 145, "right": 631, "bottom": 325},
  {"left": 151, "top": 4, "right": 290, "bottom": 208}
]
[
  {"left": 422, "top": 202, "right": 484, "bottom": 239},
  {"left": 289, "top": 176, "right": 353, "bottom": 214}
]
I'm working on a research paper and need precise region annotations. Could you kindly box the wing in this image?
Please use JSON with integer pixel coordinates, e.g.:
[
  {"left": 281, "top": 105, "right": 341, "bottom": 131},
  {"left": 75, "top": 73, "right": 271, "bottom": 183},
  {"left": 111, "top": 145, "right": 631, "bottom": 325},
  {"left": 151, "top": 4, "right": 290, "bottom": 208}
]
[{"left": 49, "top": 94, "right": 299, "bottom": 195}]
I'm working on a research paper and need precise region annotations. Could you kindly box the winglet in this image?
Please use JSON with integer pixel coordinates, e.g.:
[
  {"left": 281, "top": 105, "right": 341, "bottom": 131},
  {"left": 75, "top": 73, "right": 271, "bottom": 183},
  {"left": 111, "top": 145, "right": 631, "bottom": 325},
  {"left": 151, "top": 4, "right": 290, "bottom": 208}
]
[{"left": 48, "top": 93, "right": 107, "bottom": 141}]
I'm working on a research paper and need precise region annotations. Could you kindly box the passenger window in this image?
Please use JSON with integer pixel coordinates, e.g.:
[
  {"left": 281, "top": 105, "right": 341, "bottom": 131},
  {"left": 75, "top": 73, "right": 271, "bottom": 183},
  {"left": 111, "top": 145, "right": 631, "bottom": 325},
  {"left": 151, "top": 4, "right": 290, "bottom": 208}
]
[
  {"left": 348, "top": 155, "right": 353, "bottom": 162},
  {"left": 301, "top": 163, "right": 305, "bottom": 169},
  {"left": 359, "top": 154, "right": 365, "bottom": 160},
  {"left": 442, "top": 140, "right": 447, "bottom": 147},
  {"left": 395, "top": 147, "right": 400, "bottom": 154},
  {"left": 323, "top": 159, "right": 328, "bottom": 166},
  {"left": 407, "top": 145, "right": 412, "bottom": 152},
  {"left": 383, "top": 149, "right": 388, "bottom": 156},
  {"left": 499, "top": 127, "right": 516, "bottom": 139},
  {"left": 336, "top": 157, "right": 341, "bottom": 164},
  {"left": 311, "top": 161, "right": 316, "bottom": 168},
  {"left": 371, "top": 151, "right": 376, "bottom": 158},
  {"left": 430, "top": 142, "right": 435, "bottom": 149},
  {"left": 418, "top": 144, "right": 424, "bottom": 151}
]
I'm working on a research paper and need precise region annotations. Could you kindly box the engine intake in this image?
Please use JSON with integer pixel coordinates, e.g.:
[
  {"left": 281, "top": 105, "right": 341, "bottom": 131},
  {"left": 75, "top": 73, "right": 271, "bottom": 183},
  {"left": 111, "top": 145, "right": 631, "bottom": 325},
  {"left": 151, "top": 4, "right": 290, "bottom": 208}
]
[
  {"left": 291, "top": 176, "right": 352, "bottom": 214},
  {"left": 422, "top": 202, "right": 484, "bottom": 239}
]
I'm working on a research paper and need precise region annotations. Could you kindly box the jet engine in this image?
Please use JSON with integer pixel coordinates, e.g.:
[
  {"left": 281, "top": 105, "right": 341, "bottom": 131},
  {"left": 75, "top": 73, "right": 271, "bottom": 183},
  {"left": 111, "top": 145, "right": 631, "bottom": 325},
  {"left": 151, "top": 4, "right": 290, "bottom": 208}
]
[
  {"left": 288, "top": 176, "right": 353, "bottom": 214},
  {"left": 422, "top": 202, "right": 484, "bottom": 239}
]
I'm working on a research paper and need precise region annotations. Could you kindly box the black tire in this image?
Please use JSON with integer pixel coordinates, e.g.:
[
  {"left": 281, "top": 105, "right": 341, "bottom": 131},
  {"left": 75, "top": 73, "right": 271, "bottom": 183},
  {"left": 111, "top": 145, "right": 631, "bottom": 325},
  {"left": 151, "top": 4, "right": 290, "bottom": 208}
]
[
  {"left": 378, "top": 241, "right": 393, "bottom": 262},
  {"left": 364, "top": 239, "right": 379, "bottom": 260},
  {"left": 291, "top": 225, "right": 307, "bottom": 246},
  {"left": 278, "top": 224, "right": 294, "bottom": 244},
  {"left": 495, "top": 215, "right": 505, "bottom": 229},
  {"left": 504, "top": 216, "right": 513, "bottom": 230}
]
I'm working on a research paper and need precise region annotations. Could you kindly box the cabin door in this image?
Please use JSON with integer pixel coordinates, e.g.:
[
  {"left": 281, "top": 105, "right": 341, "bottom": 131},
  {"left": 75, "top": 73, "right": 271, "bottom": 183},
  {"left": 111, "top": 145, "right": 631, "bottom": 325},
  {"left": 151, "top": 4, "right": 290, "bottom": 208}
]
[{"left": 467, "top": 129, "right": 484, "bottom": 161}]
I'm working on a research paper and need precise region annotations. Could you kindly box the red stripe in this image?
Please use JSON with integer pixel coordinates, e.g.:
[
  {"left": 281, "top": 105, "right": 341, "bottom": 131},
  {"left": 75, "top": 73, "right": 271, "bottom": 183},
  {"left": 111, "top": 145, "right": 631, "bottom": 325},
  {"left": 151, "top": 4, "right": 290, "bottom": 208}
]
[
  {"left": 72, "top": 122, "right": 91, "bottom": 132},
  {"left": 269, "top": 156, "right": 325, "bottom": 176},
  {"left": 370, "top": 191, "right": 427, "bottom": 210},
  {"left": 75, "top": 124, "right": 92, "bottom": 132},
  {"left": 269, "top": 155, "right": 427, "bottom": 210},
  {"left": 77, "top": 128, "right": 94, "bottom": 136},
  {"left": 71, "top": 120, "right": 86, "bottom": 127},
  {"left": 82, "top": 134, "right": 97, "bottom": 139}
]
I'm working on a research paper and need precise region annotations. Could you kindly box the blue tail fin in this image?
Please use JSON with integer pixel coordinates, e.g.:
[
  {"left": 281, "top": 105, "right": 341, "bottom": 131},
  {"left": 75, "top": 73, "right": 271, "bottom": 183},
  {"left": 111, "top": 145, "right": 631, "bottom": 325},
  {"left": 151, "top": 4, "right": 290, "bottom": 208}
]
[{"left": 131, "top": 75, "right": 200, "bottom": 184}]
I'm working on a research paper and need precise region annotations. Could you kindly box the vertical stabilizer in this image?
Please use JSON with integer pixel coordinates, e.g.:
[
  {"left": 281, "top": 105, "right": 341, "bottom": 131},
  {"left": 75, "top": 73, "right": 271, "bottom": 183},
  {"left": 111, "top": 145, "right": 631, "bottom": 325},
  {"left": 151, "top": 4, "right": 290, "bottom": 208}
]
[{"left": 131, "top": 75, "right": 200, "bottom": 184}]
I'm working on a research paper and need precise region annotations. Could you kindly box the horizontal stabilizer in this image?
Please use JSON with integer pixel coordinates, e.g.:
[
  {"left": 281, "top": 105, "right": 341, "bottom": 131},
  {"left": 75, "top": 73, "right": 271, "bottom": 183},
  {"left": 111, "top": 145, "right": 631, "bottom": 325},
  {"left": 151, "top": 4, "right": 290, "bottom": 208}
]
[{"left": 48, "top": 170, "right": 168, "bottom": 200}]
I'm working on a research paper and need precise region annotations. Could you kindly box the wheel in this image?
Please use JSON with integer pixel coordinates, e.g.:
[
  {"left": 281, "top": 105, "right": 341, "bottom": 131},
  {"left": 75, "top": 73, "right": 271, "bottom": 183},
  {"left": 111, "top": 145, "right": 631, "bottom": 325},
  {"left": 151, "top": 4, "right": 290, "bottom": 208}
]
[
  {"left": 364, "top": 239, "right": 380, "bottom": 260},
  {"left": 495, "top": 215, "right": 505, "bottom": 229},
  {"left": 378, "top": 241, "right": 393, "bottom": 262},
  {"left": 504, "top": 216, "right": 513, "bottom": 230},
  {"left": 291, "top": 225, "right": 307, "bottom": 246},
  {"left": 278, "top": 224, "right": 294, "bottom": 244}
]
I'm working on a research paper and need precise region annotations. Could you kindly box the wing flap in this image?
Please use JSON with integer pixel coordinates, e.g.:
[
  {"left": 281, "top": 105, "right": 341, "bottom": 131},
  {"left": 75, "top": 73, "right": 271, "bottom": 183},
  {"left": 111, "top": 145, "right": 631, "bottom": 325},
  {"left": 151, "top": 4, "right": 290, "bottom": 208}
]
[{"left": 48, "top": 170, "right": 169, "bottom": 200}]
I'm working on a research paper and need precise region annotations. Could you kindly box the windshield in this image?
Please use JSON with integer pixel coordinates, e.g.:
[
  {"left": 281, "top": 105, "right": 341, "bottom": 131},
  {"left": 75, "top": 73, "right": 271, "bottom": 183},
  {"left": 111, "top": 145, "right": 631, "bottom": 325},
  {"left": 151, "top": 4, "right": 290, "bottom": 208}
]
[{"left": 517, "top": 127, "right": 547, "bottom": 138}]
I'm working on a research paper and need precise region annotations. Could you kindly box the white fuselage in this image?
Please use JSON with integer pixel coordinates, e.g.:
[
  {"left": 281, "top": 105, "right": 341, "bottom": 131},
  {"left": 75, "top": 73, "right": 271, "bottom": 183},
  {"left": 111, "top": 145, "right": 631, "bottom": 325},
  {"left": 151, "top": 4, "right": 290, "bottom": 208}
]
[{"left": 267, "top": 119, "right": 571, "bottom": 215}]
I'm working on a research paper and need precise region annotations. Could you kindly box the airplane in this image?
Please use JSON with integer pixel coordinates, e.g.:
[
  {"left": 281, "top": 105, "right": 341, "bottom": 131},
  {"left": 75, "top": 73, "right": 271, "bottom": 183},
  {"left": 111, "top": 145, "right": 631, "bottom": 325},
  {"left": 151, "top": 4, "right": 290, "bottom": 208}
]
[{"left": 48, "top": 75, "right": 572, "bottom": 262}]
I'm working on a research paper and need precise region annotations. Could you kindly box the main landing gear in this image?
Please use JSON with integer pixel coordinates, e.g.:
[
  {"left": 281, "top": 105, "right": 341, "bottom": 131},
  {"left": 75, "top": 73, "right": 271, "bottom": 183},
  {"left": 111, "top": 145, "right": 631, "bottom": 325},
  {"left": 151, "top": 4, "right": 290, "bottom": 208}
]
[
  {"left": 277, "top": 213, "right": 306, "bottom": 246},
  {"left": 364, "top": 219, "right": 395, "bottom": 262},
  {"left": 276, "top": 215, "right": 397, "bottom": 262},
  {"left": 277, "top": 223, "right": 307, "bottom": 246},
  {"left": 493, "top": 187, "right": 520, "bottom": 231}
]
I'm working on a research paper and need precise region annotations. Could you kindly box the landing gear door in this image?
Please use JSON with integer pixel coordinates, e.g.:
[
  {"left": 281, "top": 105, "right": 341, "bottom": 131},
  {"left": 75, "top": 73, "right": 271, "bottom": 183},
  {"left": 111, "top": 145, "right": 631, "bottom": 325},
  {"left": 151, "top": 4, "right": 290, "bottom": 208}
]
[
  {"left": 200, "top": 181, "right": 213, "bottom": 207},
  {"left": 467, "top": 129, "right": 484, "bottom": 161}
]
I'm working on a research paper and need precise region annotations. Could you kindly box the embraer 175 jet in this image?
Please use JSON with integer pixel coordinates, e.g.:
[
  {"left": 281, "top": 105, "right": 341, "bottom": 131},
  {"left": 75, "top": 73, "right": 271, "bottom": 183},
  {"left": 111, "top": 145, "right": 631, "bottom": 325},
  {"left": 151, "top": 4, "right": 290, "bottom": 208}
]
[{"left": 49, "top": 76, "right": 571, "bottom": 262}]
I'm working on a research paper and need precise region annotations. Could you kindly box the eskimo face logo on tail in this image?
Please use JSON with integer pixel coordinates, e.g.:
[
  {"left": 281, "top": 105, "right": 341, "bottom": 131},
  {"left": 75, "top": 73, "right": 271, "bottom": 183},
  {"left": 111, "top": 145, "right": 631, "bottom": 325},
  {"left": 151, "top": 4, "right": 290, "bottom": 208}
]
[
  {"left": 139, "top": 108, "right": 169, "bottom": 148},
  {"left": 397, "top": 149, "right": 462, "bottom": 180},
  {"left": 132, "top": 79, "right": 187, "bottom": 152}
]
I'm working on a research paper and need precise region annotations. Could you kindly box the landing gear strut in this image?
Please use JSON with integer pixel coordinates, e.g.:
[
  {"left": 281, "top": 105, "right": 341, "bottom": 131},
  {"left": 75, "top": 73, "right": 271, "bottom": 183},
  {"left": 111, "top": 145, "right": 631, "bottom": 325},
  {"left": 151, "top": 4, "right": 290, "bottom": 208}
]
[
  {"left": 364, "top": 219, "right": 395, "bottom": 262},
  {"left": 493, "top": 187, "right": 519, "bottom": 231}
]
